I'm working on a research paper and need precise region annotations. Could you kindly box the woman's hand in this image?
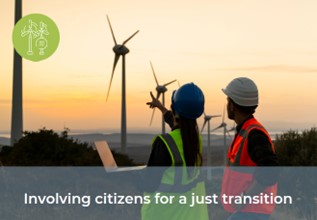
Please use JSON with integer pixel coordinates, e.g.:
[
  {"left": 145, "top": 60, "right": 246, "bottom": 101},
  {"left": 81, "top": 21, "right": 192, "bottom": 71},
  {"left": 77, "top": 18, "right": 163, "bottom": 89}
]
[
  {"left": 146, "top": 92, "right": 162, "bottom": 109},
  {"left": 146, "top": 92, "right": 168, "bottom": 114}
]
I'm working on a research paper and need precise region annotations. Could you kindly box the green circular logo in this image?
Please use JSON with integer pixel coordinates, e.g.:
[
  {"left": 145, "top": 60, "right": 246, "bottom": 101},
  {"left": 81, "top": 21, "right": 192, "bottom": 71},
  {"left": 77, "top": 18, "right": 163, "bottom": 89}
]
[{"left": 12, "top": 13, "right": 60, "bottom": 62}]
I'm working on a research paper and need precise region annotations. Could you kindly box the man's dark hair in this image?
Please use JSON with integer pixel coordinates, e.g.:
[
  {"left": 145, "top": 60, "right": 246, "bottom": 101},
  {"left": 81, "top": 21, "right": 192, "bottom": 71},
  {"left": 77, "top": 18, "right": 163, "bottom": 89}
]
[{"left": 230, "top": 98, "right": 258, "bottom": 115}]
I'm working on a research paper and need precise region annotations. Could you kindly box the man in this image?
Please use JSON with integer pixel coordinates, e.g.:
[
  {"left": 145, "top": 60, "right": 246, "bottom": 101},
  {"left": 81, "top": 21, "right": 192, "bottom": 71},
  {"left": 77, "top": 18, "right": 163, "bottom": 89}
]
[{"left": 220, "top": 77, "right": 279, "bottom": 220}]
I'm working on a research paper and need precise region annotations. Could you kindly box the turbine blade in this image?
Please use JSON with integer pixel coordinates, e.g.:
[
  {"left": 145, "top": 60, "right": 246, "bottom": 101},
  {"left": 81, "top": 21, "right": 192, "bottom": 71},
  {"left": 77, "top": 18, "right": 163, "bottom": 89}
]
[
  {"left": 163, "top": 79, "right": 177, "bottom": 87},
  {"left": 232, "top": 122, "right": 236, "bottom": 130},
  {"left": 150, "top": 61, "right": 159, "bottom": 86},
  {"left": 228, "top": 123, "right": 236, "bottom": 132},
  {"left": 150, "top": 108, "right": 155, "bottom": 126},
  {"left": 226, "top": 129, "right": 231, "bottom": 138},
  {"left": 211, "top": 124, "right": 223, "bottom": 132},
  {"left": 201, "top": 120, "right": 207, "bottom": 132},
  {"left": 177, "top": 80, "right": 181, "bottom": 88},
  {"left": 106, "top": 54, "right": 120, "bottom": 101},
  {"left": 106, "top": 15, "right": 117, "bottom": 45},
  {"left": 211, "top": 114, "right": 221, "bottom": 118},
  {"left": 211, "top": 128, "right": 218, "bottom": 132},
  {"left": 112, "top": 54, "right": 120, "bottom": 74},
  {"left": 122, "top": 30, "right": 139, "bottom": 45}
]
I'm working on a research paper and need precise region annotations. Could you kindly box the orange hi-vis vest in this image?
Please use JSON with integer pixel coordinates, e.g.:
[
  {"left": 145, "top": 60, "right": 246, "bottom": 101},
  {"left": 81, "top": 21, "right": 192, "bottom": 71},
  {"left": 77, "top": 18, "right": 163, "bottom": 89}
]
[{"left": 221, "top": 117, "right": 278, "bottom": 214}]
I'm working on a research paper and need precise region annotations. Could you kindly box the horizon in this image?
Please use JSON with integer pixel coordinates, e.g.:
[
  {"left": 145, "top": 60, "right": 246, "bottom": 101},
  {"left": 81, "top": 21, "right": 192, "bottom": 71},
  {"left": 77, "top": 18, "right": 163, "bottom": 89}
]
[
  {"left": 1, "top": 0, "right": 317, "bottom": 134},
  {"left": 0, "top": 125, "right": 312, "bottom": 148},
  {"left": 0, "top": 119, "right": 314, "bottom": 138}
]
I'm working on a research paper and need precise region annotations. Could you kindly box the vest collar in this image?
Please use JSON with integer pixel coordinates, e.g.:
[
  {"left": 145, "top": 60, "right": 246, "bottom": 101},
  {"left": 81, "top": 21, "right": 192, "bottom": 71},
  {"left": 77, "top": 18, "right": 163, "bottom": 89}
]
[{"left": 236, "top": 115, "right": 254, "bottom": 133}]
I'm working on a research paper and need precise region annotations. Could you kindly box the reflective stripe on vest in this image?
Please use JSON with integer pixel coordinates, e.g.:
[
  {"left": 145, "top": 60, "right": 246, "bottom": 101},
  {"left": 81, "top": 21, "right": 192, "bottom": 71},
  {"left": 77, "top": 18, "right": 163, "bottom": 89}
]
[
  {"left": 155, "top": 132, "right": 204, "bottom": 193},
  {"left": 227, "top": 119, "right": 274, "bottom": 166},
  {"left": 159, "top": 133, "right": 182, "bottom": 189},
  {"left": 228, "top": 124, "right": 266, "bottom": 168}
]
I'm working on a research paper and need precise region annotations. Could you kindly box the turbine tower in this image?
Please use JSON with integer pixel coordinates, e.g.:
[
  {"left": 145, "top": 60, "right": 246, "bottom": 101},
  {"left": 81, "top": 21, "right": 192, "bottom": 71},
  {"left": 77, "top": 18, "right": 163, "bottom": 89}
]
[
  {"left": 11, "top": 0, "right": 23, "bottom": 145},
  {"left": 149, "top": 61, "right": 176, "bottom": 134},
  {"left": 211, "top": 106, "right": 230, "bottom": 166},
  {"left": 201, "top": 112, "right": 221, "bottom": 180},
  {"left": 106, "top": 15, "right": 139, "bottom": 153}
]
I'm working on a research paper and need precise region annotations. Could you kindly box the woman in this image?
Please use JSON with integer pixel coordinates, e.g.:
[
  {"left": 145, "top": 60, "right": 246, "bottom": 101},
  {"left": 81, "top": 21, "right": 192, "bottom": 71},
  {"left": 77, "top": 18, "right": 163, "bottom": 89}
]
[{"left": 141, "top": 83, "right": 209, "bottom": 220}]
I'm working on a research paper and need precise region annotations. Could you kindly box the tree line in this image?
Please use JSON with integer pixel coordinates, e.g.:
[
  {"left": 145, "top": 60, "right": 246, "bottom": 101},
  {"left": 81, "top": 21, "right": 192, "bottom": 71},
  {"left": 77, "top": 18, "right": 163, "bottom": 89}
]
[{"left": 0, "top": 127, "right": 316, "bottom": 166}]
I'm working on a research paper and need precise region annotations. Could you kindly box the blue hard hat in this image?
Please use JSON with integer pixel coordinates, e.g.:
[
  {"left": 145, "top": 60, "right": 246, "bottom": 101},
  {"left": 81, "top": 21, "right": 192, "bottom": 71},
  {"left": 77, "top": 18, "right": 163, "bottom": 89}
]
[{"left": 171, "top": 83, "right": 205, "bottom": 119}]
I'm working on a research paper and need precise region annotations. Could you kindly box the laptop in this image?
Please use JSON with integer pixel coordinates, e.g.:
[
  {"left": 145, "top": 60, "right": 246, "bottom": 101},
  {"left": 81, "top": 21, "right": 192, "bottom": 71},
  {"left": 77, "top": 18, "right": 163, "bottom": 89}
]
[{"left": 94, "top": 141, "right": 146, "bottom": 172}]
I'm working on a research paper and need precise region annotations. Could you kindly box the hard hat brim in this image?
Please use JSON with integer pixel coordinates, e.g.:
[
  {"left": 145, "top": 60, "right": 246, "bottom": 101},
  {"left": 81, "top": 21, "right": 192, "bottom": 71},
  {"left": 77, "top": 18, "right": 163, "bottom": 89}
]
[{"left": 221, "top": 88, "right": 258, "bottom": 107}]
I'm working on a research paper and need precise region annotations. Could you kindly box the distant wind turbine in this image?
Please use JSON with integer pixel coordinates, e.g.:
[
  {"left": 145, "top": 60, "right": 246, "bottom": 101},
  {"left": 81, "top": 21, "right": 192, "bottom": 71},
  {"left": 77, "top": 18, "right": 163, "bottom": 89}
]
[
  {"left": 106, "top": 15, "right": 139, "bottom": 153},
  {"left": 11, "top": 0, "right": 23, "bottom": 145},
  {"left": 149, "top": 61, "right": 176, "bottom": 134},
  {"left": 201, "top": 112, "right": 221, "bottom": 180},
  {"left": 211, "top": 105, "right": 230, "bottom": 165},
  {"left": 227, "top": 122, "right": 236, "bottom": 136}
]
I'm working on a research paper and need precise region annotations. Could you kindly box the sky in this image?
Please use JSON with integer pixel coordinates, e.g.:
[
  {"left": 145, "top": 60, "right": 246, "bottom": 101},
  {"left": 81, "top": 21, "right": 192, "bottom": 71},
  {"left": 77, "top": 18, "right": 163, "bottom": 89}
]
[{"left": 0, "top": 0, "right": 317, "bottom": 134}]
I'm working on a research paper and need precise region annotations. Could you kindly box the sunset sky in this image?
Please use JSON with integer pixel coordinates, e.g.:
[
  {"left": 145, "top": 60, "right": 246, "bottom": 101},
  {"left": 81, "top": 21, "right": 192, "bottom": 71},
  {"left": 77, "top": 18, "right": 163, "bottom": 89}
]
[{"left": 0, "top": 0, "right": 317, "bottom": 134}]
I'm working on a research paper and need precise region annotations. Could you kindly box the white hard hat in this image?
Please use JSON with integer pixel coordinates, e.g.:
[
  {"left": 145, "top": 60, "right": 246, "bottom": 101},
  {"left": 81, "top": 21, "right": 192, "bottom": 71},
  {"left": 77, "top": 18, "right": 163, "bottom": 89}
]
[{"left": 222, "top": 77, "right": 258, "bottom": 106}]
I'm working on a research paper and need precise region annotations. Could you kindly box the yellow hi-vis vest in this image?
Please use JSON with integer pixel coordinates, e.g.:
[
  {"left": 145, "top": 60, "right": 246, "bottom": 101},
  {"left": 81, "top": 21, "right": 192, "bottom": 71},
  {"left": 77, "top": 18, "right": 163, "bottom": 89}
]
[{"left": 141, "top": 129, "right": 209, "bottom": 220}]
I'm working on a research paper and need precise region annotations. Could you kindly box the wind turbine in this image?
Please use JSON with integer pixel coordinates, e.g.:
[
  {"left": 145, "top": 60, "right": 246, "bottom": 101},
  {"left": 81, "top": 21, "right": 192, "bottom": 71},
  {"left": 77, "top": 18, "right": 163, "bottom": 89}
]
[
  {"left": 149, "top": 61, "right": 176, "bottom": 134},
  {"left": 227, "top": 122, "right": 236, "bottom": 136},
  {"left": 211, "top": 105, "right": 230, "bottom": 166},
  {"left": 201, "top": 112, "right": 221, "bottom": 180},
  {"left": 11, "top": 0, "right": 23, "bottom": 145},
  {"left": 106, "top": 15, "right": 139, "bottom": 153}
]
